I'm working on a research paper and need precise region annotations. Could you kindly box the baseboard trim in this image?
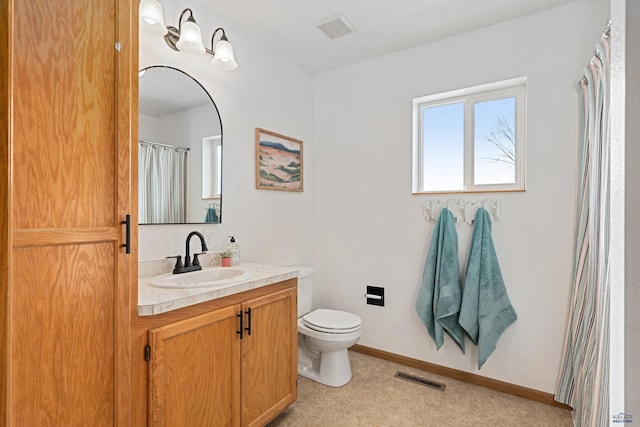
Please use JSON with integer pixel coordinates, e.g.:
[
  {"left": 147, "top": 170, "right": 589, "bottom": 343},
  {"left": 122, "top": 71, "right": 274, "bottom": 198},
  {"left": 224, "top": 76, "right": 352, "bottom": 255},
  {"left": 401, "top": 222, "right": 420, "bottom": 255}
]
[{"left": 350, "top": 344, "right": 572, "bottom": 411}]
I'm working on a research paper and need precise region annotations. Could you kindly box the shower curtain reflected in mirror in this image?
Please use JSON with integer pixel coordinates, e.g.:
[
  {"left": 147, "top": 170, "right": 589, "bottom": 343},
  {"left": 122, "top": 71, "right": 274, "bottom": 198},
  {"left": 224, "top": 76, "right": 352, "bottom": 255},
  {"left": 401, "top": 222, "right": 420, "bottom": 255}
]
[{"left": 139, "top": 142, "right": 188, "bottom": 224}]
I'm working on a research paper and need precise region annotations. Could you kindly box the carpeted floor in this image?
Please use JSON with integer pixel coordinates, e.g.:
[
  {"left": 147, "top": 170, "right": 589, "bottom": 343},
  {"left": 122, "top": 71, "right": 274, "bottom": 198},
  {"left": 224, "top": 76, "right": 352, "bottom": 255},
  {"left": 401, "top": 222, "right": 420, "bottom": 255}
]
[{"left": 268, "top": 351, "right": 572, "bottom": 426}]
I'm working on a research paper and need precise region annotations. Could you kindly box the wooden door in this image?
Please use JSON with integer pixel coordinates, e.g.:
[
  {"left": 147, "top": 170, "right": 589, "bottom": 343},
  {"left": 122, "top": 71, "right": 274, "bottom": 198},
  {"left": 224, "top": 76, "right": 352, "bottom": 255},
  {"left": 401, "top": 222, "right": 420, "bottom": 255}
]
[
  {"left": 241, "top": 288, "right": 297, "bottom": 427},
  {"left": 148, "top": 305, "right": 242, "bottom": 427},
  {"left": 2, "top": 0, "right": 136, "bottom": 425}
]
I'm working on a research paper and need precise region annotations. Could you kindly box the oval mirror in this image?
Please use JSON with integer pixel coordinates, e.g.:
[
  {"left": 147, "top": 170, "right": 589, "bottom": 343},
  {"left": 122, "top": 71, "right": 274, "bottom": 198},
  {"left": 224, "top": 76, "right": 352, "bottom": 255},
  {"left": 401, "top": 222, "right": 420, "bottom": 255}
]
[{"left": 138, "top": 66, "right": 222, "bottom": 224}]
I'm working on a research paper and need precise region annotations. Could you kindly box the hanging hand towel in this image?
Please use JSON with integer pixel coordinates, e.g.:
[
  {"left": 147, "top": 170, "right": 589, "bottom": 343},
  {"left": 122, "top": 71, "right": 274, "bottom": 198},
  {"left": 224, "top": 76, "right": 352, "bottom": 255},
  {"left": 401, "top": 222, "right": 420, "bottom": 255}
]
[
  {"left": 204, "top": 206, "right": 218, "bottom": 223},
  {"left": 459, "top": 208, "right": 517, "bottom": 369},
  {"left": 415, "top": 208, "right": 465, "bottom": 352}
]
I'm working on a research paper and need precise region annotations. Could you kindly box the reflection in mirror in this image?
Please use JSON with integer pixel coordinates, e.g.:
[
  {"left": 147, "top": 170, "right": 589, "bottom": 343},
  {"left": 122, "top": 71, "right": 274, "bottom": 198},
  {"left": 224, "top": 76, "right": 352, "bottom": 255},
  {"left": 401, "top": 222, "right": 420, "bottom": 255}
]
[
  {"left": 138, "top": 66, "right": 222, "bottom": 224},
  {"left": 202, "top": 136, "right": 222, "bottom": 199}
]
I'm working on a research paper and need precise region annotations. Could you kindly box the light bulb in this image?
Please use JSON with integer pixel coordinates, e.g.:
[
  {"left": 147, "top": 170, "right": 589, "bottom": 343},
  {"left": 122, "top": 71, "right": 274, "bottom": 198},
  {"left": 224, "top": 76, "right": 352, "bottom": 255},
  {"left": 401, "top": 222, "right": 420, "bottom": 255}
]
[
  {"left": 212, "top": 39, "right": 238, "bottom": 70},
  {"left": 139, "top": 0, "right": 166, "bottom": 35},
  {"left": 176, "top": 19, "right": 206, "bottom": 54}
]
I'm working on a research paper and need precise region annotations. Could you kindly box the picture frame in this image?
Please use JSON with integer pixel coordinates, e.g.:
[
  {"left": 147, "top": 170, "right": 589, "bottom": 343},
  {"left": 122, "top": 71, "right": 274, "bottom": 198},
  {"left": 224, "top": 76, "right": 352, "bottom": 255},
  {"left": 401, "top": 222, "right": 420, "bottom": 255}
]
[{"left": 255, "top": 128, "right": 303, "bottom": 192}]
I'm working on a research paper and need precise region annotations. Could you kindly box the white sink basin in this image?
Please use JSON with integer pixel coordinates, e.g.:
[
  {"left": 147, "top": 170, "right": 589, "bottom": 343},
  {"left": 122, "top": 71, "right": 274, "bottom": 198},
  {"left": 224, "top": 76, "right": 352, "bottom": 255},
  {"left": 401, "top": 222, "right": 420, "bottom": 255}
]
[{"left": 149, "top": 267, "right": 248, "bottom": 289}]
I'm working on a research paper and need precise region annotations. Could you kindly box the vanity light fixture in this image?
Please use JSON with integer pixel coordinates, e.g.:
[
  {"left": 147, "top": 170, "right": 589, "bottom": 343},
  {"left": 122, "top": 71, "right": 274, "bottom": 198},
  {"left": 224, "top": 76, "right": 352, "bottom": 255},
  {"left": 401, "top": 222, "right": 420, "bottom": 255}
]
[
  {"left": 139, "top": 1, "right": 238, "bottom": 70},
  {"left": 139, "top": 0, "right": 166, "bottom": 35},
  {"left": 208, "top": 28, "right": 238, "bottom": 70},
  {"left": 167, "top": 8, "right": 206, "bottom": 54}
]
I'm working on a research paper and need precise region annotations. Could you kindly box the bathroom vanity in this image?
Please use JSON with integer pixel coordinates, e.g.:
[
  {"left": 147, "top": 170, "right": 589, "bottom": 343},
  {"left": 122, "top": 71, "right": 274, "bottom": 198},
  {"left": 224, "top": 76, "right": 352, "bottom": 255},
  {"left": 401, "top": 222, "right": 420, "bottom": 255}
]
[{"left": 133, "top": 263, "right": 299, "bottom": 427}]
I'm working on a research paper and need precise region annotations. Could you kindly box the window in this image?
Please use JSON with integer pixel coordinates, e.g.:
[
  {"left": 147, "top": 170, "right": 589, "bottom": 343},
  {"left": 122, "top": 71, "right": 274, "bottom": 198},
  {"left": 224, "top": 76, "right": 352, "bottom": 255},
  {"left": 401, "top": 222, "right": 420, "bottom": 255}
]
[
  {"left": 202, "top": 135, "right": 222, "bottom": 199},
  {"left": 412, "top": 78, "right": 526, "bottom": 193}
]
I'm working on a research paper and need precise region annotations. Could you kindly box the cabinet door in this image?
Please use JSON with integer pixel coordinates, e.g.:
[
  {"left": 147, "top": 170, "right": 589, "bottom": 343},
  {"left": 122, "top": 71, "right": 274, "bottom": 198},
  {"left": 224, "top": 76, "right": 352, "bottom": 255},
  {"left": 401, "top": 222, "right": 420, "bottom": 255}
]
[
  {"left": 241, "top": 287, "right": 297, "bottom": 427},
  {"left": 148, "top": 305, "right": 241, "bottom": 427},
  {"left": 5, "top": 0, "right": 135, "bottom": 424}
]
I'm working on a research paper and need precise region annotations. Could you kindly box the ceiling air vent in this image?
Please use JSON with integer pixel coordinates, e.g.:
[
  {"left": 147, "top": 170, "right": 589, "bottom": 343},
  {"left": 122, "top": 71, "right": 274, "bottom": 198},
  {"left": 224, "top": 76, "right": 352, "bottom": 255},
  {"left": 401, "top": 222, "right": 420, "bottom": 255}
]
[{"left": 315, "top": 13, "right": 357, "bottom": 40}]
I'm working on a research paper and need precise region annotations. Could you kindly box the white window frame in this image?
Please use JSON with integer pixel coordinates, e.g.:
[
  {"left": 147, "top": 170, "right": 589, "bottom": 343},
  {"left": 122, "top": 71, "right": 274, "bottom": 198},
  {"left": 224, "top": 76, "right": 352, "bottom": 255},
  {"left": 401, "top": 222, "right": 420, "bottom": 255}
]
[
  {"left": 202, "top": 135, "right": 222, "bottom": 199},
  {"left": 412, "top": 77, "right": 527, "bottom": 194}
]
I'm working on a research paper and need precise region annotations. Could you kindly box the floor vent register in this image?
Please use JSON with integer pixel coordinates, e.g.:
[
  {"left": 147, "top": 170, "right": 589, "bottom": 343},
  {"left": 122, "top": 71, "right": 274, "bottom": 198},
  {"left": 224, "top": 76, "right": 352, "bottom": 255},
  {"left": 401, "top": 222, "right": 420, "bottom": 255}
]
[{"left": 394, "top": 371, "right": 446, "bottom": 392}]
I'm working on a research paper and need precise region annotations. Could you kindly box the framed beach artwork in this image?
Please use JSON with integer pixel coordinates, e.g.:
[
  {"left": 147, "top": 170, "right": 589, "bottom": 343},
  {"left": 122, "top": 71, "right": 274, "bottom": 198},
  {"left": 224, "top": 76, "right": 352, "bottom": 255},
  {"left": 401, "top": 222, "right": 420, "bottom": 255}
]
[{"left": 255, "top": 128, "right": 303, "bottom": 192}]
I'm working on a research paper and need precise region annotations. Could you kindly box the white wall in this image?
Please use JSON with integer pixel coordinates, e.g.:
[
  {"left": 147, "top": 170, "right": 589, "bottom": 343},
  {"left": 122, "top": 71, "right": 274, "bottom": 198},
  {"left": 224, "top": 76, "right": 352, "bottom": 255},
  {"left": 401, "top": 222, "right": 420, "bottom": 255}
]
[
  {"left": 138, "top": 0, "right": 314, "bottom": 265},
  {"left": 622, "top": 0, "right": 640, "bottom": 415},
  {"left": 312, "top": 1, "right": 609, "bottom": 393},
  {"left": 610, "top": 0, "right": 626, "bottom": 415},
  {"left": 139, "top": 113, "right": 157, "bottom": 140}
]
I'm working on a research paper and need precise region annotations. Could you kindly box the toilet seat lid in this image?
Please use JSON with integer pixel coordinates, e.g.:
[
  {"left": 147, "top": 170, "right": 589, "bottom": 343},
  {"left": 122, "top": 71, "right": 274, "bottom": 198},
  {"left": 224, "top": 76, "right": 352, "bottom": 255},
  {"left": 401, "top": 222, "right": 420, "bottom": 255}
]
[{"left": 302, "top": 309, "right": 362, "bottom": 332}]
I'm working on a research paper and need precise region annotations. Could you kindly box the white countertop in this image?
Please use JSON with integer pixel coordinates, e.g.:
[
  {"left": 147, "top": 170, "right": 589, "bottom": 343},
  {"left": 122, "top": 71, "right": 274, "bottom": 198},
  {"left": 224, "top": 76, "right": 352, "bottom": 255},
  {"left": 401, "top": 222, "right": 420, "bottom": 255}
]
[{"left": 138, "top": 263, "right": 299, "bottom": 316}]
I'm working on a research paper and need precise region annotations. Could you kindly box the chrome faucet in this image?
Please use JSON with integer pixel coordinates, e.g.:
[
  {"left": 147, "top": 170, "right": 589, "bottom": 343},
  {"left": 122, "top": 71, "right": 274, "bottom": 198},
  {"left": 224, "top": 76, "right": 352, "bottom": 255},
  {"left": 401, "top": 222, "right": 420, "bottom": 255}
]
[{"left": 167, "top": 231, "right": 209, "bottom": 274}]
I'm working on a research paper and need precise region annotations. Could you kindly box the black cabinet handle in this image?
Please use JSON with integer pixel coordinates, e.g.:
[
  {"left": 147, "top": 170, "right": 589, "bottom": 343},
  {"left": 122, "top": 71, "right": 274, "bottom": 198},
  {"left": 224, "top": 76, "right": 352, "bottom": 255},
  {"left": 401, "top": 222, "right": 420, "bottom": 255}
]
[
  {"left": 121, "top": 214, "right": 131, "bottom": 254},
  {"left": 237, "top": 310, "right": 243, "bottom": 339},
  {"left": 245, "top": 307, "right": 252, "bottom": 336}
]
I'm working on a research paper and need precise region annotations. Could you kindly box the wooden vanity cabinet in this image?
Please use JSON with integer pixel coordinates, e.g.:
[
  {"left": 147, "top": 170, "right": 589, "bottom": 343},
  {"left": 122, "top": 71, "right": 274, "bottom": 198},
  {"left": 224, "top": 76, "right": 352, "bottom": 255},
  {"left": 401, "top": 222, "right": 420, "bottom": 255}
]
[
  {"left": 148, "top": 305, "right": 241, "bottom": 426},
  {"left": 240, "top": 287, "right": 298, "bottom": 426},
  {"left": 139, "top": 280, "right": 297, "bottom": 427}
]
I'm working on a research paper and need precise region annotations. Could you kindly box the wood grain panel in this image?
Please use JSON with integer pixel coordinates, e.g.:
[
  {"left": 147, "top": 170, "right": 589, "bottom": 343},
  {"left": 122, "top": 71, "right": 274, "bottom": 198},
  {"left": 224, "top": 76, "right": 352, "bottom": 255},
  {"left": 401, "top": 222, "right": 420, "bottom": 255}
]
[
  {"left": 241, "top": 287, "right": 297, "bottom": 427},
  {"left": 148, "top": 305, "right": 241, "bottom": 427},
  {"left": 115, "top": 0, "right": 136, "bottom": 423},
  {"left": 4, "top": 0, "right": 135, "bottom": 424},
  {"left": 12, "top": 1, "right": 116, "bottom": 229},
  {"left": 0, "top": 0, "right": 10, "bottom": 423},
  {"left": 12, "top": 227, "right": 118, "bottom": 248},
  {"left": 10, "top": 243, "right": 116, "bottom": 425}
]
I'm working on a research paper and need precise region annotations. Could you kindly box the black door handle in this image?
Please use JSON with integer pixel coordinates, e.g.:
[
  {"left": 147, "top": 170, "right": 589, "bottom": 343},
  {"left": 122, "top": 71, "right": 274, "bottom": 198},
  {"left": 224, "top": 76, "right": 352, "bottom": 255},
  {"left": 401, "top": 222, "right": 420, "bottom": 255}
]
[
  {"left": 245, "top": 307, "right": 252, "bottom": 336},
  {"left": 121, "top": 214, "right": 131, "bottom": 254},
  {"left": 237, "top": 310, "right": 244, "bottom": 339}
]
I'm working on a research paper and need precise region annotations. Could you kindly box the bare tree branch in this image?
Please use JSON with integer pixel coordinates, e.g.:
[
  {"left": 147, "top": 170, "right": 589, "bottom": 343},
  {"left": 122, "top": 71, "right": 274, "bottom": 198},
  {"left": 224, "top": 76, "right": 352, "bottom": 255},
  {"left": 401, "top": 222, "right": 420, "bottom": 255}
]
[{"left": 480, "top": 115, "right": 515, "bottom": 168}]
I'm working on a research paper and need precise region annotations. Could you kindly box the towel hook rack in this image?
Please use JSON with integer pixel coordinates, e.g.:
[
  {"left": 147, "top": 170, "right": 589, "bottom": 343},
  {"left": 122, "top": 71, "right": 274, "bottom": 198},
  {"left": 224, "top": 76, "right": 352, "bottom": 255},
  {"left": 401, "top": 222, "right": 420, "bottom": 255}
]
[{"left": 423, "top": 198, "right": 501, "bottom": 223}]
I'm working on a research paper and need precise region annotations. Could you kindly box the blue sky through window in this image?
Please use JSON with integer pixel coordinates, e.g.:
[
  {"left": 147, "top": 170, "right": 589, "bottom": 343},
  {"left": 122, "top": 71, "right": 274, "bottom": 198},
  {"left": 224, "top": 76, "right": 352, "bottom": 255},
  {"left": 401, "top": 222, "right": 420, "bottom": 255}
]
[
  {"left": 422, "top": 102, "right": 464, "bottom": 191},
  {"left": 422, "top": 97, "right": 516, "bottom": 190}
]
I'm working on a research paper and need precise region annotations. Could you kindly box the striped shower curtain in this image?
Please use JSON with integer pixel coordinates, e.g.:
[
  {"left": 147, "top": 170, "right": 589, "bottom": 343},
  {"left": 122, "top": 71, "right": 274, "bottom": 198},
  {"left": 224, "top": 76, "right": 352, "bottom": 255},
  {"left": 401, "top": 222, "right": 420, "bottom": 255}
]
[
  {"left": 138, "top": 143, "right": 188, "bottom": 224},
  {"left": 555, "top": 28, "right": 610, "bottom": 427}
]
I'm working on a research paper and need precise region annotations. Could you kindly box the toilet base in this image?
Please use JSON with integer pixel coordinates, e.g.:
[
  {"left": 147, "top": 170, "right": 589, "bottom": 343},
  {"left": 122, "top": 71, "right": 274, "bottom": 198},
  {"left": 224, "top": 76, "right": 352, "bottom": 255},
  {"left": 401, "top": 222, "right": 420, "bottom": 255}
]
[{"left": 298, "top": 347, "right": 353, "bottom": 387}]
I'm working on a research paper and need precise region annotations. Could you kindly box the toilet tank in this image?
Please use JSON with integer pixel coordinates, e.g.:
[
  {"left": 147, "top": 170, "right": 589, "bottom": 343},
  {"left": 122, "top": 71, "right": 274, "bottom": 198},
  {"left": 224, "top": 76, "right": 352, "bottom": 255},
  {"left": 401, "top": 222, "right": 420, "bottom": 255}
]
[{"left": 294, "top": 266, "right": 314, "bottom": 317}]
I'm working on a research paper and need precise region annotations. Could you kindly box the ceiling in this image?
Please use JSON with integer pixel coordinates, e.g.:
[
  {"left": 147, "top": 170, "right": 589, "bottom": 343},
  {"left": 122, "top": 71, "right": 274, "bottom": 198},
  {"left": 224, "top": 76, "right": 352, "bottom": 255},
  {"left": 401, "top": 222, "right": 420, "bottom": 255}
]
[
  {"left": 196, "top": 0, "right": 577, "bottom": 74},
  {"left": 139, "top": 67, "right": 215, "bottom": 117}
]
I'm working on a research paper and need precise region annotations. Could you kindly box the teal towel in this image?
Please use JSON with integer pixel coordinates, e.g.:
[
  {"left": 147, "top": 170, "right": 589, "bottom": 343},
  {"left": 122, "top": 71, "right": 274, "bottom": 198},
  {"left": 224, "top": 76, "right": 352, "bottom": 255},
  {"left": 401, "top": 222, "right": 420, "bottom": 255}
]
[
  {"left": 415, "top": 208, "right": 465, "bottom": 352},
  {"left": 204, "top": 207, "right": 218, "bottom": 223},
  {"left": 459, "top": 208, "right": 517, "bottom": 369}
]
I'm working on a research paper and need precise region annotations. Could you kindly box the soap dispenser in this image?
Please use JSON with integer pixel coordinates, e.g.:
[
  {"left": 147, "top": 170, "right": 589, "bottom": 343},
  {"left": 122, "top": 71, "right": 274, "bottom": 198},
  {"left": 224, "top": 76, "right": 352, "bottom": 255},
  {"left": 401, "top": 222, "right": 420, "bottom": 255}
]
[{"left": 225, "top": 236, "right": 240, "bottom": 266}]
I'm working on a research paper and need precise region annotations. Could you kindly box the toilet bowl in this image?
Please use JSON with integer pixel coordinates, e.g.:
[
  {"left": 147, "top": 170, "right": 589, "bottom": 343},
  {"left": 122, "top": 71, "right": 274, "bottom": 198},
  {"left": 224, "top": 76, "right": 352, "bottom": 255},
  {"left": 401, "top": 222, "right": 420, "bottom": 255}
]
[{"left": 295, "top": 267, "right": 362, "bottom": 387}]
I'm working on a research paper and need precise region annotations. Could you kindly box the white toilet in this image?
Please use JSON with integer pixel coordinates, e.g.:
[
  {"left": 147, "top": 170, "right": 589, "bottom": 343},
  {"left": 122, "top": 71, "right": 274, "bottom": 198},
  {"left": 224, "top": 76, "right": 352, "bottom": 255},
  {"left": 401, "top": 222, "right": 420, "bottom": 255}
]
[{"left": 296, "top": 266, "right": 362, "bottom": 387}]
